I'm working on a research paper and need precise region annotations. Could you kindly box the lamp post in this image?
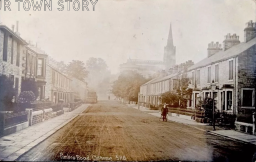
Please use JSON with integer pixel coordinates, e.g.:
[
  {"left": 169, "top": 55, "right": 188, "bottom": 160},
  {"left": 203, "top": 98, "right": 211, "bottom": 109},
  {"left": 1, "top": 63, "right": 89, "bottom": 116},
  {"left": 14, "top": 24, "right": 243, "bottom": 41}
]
[{"left": 211, "top": 83, "right": 216, "bottom": 131}]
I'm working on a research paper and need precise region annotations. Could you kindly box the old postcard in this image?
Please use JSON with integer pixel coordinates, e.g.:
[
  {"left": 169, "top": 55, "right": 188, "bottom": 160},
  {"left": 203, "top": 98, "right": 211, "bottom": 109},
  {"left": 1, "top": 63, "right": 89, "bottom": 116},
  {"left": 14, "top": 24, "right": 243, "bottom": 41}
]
[{"left": 0, "top": 0, "right": 256, "bottom": 161}]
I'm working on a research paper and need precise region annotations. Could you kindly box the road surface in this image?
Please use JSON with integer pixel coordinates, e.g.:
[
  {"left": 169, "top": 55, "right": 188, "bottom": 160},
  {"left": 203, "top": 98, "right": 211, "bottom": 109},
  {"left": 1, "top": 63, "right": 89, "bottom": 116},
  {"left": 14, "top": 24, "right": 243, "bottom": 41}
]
[{"left": 18, "top": 101, "right": 256, "bottom": 161}]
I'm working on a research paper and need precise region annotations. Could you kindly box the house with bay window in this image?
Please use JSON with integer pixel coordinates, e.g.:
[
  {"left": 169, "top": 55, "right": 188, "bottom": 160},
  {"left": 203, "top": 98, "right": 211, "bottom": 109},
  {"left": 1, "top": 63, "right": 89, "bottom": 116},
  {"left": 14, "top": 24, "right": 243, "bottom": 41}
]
[
  {"left": 139, "top": 20, "right": 256, "bottom": 132},
  {"left": 187, "top": 20, "right": 256, "bottom": 131},
  {"left": 22, "top": 45, "right": 48, "bottom": 100}
]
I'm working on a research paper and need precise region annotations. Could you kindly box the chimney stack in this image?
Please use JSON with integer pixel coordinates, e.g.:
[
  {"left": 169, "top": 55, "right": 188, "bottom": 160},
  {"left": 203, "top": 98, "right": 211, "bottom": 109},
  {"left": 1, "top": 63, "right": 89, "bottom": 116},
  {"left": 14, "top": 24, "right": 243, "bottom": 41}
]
[
  {"left": 223, "top": 33, "right": 240, "bottom": 51},
  {"left": 244, "top": 20, "right": 256, "bottom": 42},
  {"left": 207, "top": 42, "right": 222, "bottom": 57},
  {"left": 16, "top": 21, "right": 20, "bottom": 36}
]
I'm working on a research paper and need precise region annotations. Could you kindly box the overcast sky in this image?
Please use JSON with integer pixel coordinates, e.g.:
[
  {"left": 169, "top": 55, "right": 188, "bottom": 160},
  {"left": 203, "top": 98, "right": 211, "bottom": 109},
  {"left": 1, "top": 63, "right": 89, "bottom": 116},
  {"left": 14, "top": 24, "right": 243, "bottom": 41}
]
[{"left": 0, "top": 0, "right": 255, "bottom": 74}]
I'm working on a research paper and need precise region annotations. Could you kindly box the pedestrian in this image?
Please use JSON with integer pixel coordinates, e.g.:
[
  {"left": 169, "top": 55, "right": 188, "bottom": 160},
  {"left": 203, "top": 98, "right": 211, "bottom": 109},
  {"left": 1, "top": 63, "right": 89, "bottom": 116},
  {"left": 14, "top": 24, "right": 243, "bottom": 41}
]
[{"left": 161, "top": 103, "right": 168, "bottom": 122}]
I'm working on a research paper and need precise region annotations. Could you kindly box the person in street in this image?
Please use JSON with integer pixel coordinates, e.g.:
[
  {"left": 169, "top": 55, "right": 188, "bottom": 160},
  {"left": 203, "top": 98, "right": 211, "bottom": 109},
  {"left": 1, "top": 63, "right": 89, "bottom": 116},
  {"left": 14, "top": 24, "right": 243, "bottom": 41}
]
[{"left": 161, "top": 103, "right": 168, "bottom": 122}]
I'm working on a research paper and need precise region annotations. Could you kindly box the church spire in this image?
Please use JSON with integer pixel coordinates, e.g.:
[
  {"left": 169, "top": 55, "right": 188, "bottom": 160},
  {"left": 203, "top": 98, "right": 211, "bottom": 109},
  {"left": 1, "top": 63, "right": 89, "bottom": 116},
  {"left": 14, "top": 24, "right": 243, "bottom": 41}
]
[
  {"left": 163, "top": 22, "right": 176, "bottom": 71},
  {"left": 166, "top": 23, "right": 173, "bottom": 47}
]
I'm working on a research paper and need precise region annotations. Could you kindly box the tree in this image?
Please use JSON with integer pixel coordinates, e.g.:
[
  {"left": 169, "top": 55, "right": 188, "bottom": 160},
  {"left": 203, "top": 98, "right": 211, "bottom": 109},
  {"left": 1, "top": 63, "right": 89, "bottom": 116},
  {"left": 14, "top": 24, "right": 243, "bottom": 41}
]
[
  {"left": 0, "top": 75, "right": 16, "bottom": 111},
  {"left": 161, "top": 92, "right": 179, "bottom": 107},
  {"left": 21, "top": 78, "right": 39, "bottom": 98},
  {"left": 86, "top": 58, "right": 111, "bottom": 98},
  {"left": 86, "top": 57, "right": 108, "bottom": 72},
  {"left": 112, "top": 71, "right": 148, "bottom": 103},
  {"left": 66, "top": 60, "right": 88, "bottom": 82},
  {"left": 176, "top": 78, "right": 192, "bottom": 108},
  {"left": 161, "top": 77, "right": 192, "bottom": 108}
]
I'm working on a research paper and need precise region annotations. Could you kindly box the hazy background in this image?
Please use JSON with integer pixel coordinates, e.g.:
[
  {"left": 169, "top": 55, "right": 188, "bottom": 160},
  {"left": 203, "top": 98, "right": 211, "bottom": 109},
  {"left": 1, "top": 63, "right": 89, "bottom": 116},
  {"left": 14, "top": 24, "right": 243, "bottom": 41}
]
[{"left": 0, "top": 0, "right": 255, "bottom": 74}]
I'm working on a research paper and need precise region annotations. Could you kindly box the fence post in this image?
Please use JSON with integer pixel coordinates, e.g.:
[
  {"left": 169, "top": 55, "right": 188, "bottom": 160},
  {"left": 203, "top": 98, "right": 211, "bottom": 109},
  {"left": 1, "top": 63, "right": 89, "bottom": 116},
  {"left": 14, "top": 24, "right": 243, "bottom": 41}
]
[
  {"left": 253, "top": 112, "right": 255, "bottom": 135},
  {"left": 0, "top": 113, "right": 4, "bottom": 136},
  {"left": 43, "top": 109, "right": 45, "bottom": 122},
  {"left": 26, "top": 109, "right": 33, "bottom": 126}
]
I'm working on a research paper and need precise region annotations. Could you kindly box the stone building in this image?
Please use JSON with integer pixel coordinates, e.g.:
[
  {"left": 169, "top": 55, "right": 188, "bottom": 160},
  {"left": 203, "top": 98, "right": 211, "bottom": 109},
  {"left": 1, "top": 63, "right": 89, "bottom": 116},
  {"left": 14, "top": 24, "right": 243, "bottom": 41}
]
[
  {"left": 0, "top": 23, "right": 27, "bottom": 98},
  {"left": 119, "top": 23, "right": 176, "bottom": 78},
  {"left": 45, "top": 63, "right": 74, "bottom": 104},
  {"left": 139, "top": 20, "right": 256, "bottom": 131},
  {"left": 187, "top": 21, "right": 256, "bottom": 115},
  {"left": 22, "top": 45, "right": 48, "bottom": 100},
  {"left": 138, "top": 60, "right": 194, "bottom": 107}
]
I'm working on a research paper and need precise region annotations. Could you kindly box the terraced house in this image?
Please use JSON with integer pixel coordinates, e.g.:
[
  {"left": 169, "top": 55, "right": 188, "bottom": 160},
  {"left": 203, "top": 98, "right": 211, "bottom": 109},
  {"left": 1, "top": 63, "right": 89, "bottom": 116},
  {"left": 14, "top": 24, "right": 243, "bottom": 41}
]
[
  {"left": 22, "top": 44, "right": 48, "bottom": 100},
  {"left": 0, "top": 23, "right": 27, "bottom": 99},
  {"left": 139, "top": 20, "right": 256, "bottom": 133},
  {"left": 45, "top": 62, "right": 74, "bottom": 104},
  {"left": 187, "top": 20, "right": 256, "bottom": 131},
  {"left": 138, "top": 60, "right": 194, "bottom": 108}
]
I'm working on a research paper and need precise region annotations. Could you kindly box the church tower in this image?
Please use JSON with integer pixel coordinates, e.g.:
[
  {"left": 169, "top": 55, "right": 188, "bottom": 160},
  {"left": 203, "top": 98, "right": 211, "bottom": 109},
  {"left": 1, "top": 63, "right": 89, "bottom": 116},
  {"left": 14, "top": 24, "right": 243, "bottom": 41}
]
[{"left": 163, "top": 23, "right": 176, "bottom": 70}]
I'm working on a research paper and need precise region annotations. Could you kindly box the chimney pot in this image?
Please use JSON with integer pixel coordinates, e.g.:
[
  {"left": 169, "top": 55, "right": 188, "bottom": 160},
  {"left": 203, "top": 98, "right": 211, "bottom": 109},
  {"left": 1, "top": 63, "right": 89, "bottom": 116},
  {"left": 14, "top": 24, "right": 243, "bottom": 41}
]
[{"left": 16, "top": 21, "right": 20, "bottom": 36}]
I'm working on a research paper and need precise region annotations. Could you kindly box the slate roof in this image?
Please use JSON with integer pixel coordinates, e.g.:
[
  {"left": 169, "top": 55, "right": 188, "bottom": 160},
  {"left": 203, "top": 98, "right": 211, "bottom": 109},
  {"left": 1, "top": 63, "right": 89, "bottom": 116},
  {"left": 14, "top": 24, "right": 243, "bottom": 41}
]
[
  {"left": 27, "top": 45, "right": 46, "bottom": 55},
  {"left": 188, "top": 37, "right": 256, "bottom": 71},
  {"left": 0, "top": 24, "right": 27, "bottom": 45}
]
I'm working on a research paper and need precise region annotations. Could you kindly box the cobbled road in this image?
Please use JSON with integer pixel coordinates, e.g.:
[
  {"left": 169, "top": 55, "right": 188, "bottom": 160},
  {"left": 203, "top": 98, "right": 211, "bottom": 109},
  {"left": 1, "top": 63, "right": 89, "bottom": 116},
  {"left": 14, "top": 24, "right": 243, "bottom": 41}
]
[{"left": 18, "top": 101, "right": 256, "bottom": 161}]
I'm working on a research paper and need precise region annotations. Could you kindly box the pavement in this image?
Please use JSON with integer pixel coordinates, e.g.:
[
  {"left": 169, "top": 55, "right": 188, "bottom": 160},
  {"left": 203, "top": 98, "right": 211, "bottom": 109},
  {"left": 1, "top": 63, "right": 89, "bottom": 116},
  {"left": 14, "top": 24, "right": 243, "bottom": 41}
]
[
  {"left": 128, "top": 104, "right": 256, "bottom": 146},
  {"left": 0, "top": 104, "right": 90, "bottom": 161}
]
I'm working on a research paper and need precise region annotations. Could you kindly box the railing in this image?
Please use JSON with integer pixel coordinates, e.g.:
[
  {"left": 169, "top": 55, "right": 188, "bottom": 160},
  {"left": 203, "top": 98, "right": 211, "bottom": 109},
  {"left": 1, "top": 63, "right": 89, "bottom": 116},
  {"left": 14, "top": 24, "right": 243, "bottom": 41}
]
[
  {"left": 2, "top": 111, "right": 28, "bottom": 128},
  {"left": 168, "top": 107, "right": 205, "bottom": 119}
]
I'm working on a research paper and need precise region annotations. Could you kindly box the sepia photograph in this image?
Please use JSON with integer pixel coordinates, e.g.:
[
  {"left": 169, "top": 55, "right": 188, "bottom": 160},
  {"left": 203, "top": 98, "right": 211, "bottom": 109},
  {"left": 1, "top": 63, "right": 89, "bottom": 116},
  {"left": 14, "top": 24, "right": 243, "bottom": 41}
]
[{"left": 0, "top": 0, "right": 256, "bottom": 161}]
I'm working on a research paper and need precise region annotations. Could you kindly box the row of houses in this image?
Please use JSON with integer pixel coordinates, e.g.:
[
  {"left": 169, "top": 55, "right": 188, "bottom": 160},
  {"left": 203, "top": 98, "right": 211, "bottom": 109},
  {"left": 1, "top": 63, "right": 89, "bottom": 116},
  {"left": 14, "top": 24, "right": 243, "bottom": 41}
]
[
  {"left": 139, "top": 20, "right": 256, "bottom": 127},
  {"left": 0, "top": 22, "right": 88, "bottom": 109}
]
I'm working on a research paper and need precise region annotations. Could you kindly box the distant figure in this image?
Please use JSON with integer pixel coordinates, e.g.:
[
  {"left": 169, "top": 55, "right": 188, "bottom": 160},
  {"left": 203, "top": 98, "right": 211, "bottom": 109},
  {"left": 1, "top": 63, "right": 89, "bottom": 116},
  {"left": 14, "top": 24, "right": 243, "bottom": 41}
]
[
  {"left": 108, "top": 96, "right": 110, "bottom": 100},
  {"left": 161, "top": 103, "right": 168, "bottom": 122}
]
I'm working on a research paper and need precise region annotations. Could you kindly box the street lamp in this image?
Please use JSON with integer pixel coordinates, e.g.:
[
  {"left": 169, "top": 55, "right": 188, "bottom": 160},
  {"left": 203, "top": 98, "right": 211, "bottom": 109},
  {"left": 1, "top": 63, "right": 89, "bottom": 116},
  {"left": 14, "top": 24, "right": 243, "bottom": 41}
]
[{"left": 211, "top": 83, "right": 216, "bottom": 131}]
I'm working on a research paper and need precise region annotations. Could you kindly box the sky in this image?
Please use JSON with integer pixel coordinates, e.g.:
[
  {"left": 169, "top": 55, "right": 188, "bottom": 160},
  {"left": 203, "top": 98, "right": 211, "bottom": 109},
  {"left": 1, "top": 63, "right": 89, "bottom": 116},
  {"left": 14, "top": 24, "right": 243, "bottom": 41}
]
[{"left": 0, "top": 0, "right": 255, "bottom": 74}]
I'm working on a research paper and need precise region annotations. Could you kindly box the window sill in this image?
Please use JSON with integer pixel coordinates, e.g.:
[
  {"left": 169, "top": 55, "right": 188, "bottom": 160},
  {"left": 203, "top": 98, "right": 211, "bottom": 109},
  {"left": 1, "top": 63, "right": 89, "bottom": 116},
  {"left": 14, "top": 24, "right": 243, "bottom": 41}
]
[{"left": 241, "top": 107, "right": 255, "bottom": 109}]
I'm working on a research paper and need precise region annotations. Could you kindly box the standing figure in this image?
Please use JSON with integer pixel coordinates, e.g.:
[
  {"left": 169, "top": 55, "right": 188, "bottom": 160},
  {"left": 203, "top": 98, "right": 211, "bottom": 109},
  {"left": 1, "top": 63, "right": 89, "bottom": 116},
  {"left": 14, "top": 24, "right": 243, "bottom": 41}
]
[{"left": 161, "top": 103, "right": 168, "bottom": 122}]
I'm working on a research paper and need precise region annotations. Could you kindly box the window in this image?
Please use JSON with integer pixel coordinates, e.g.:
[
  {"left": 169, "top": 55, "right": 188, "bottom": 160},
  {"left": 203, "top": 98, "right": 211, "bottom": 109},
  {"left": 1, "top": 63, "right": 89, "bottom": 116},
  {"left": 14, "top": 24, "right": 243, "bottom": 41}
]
[
  {"left": 205, "top": 92, "right": 210, "bottom": 99},
  {"left": 15, "top": 78, "right": 19, "bottom": 90},
  {"left": 9, "top": 75, "right": 14, "bottom": 88},
  {"left": 192, "top": 71, "right": 195, "bottom": 85},
  {"left": 37, "top": 59, "right": 43, "bottom": 76},
  {"left": 215, "top": 64, "right": 219, "bottom": 82},
  {"left": 3, "top": 32, "right": 8, "bottom": 61},
  {"left": 16, "top": 44, "right": 20, "bottom": 66},
  {"left": 196, "top": 70, "right": 200, "bottom": 84},
  {"left": 11, "top": 39, "right": 14, "bottom": 64},
  {"left": 227, "top": 91, "right": 232, "bottom": 110},
  {"left": 207, "top": 66, "right": 211, "bottom": 83},
  {"left": 229, "top": 60, "right": 233, "bottom": 80},
  {"left": 242, "top": 89, "right": 254, "bottom": 107}
]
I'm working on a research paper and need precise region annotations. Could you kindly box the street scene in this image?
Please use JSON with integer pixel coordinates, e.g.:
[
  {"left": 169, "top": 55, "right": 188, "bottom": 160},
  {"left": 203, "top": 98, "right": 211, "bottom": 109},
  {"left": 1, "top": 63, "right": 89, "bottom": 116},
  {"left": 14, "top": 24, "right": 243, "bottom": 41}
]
[
  {"left": 16, "top": 101, "right": 256, "bottom": 161},
  {"left": 0, "top": 0, "right": 256, "bottom": 161}
]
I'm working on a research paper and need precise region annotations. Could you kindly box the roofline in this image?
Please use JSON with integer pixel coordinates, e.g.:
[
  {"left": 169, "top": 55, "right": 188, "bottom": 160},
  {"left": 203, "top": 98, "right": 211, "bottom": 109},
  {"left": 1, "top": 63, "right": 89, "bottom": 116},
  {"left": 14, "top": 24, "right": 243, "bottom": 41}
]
[
  {"left": 188, "top": 54, "right": 238, "bottom": 71},
  {"left": 27, "top": 46, "right": 47, "bottom": 56},
  {"left": 0, "top": 25, "right": 27, "bottom": 45},
  {"left": 47, "top": 64, "right": 72, "bottom": 80},
  {"left": 188, "top": 41, "right": 256, "bottom": 71}
]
